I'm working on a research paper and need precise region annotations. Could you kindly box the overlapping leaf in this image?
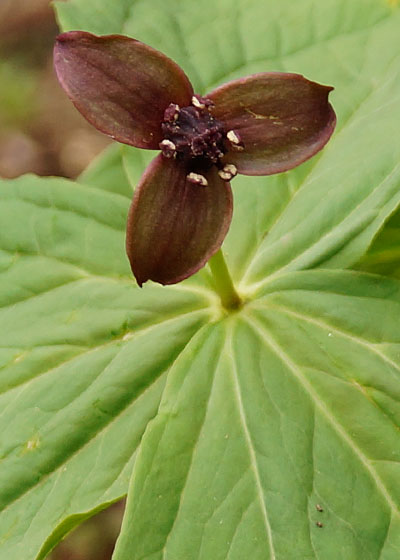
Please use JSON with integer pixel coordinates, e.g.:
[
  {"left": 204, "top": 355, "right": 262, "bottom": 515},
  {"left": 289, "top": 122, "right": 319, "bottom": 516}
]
[
  {"left": 356, "top": 208, "right": 400, "bottom": 279},
  {"left": 78, "top": 143, "right": 132, "bottom": 198},
  {"left": 0, "top": 175, "right": 211, "bottom": 560}
]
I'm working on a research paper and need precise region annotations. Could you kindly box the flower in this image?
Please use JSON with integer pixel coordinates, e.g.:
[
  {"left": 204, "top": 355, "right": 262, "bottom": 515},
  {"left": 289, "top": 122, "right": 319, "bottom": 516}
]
[{"left": 54, "top": 31, "right": 336, "bottom": 286}]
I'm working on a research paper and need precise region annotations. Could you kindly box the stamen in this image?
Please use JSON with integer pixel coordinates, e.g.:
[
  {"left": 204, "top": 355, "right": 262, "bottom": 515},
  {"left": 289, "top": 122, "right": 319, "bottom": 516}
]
[
  {"left": 226, "top": 129, "right": 244, "bottom": 151},
  {"left": 159, "top": 139, "right": 176, "bottom": 158},
  {"left": 192, "top": 96, "right": 205, "bottom": 109},
  {"left": 218, "top": 163, "right": 237, "bottom": 181},
  {"left": 187, "top": 172, "right": 208, "bottom": 187}
]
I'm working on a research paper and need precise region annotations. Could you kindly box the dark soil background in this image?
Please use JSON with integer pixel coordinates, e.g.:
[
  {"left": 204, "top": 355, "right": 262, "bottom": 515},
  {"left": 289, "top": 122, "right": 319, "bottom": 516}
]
[
  {"left": 0, "top": 0, "right": 111, "bottom": 180},
  {"left": 0, "top": 1, "right": 124, "bottom": 559}
]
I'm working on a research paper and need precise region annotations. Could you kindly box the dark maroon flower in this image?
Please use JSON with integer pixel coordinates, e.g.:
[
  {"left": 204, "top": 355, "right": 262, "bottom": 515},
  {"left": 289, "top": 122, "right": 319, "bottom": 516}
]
[{"left": 54, "top": 31, "right": 336, "bottom": 286}]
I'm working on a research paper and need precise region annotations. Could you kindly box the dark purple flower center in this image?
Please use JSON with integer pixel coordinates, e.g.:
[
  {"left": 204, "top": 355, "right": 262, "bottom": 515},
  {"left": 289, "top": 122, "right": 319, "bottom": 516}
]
[{"left": 160, "top": 96, "right": 226, "bottom": 169}]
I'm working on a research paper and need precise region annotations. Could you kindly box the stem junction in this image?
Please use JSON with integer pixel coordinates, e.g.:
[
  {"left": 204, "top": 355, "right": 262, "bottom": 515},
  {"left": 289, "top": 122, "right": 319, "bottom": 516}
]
[{"left": 208, "top": 250, "right": 242, "bottom": 311}]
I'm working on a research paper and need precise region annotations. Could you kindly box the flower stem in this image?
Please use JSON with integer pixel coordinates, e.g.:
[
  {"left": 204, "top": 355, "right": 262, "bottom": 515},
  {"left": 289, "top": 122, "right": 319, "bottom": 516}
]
[{"left": 208, "top": 250, "right": 242, "bottom": 311}]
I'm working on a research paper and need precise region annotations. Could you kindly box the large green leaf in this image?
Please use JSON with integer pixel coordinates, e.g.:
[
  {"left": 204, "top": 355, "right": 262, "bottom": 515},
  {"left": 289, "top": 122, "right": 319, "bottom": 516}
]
[
  {"left": 114, "top": 270, "right": 400, "bottom": 560},
  {"left": 0, "top": 175, "right": 212, "bottom": 560},
  {"left": 0, "top": 0, "right": 397, "bottom": 558}
]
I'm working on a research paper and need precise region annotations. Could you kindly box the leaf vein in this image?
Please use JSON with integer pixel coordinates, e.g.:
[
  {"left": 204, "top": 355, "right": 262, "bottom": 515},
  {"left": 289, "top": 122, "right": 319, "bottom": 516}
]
[
  {"left": 228, "top": 327, "right": 276, "bottom": 559},
  {"left": 245, "top": 315, "right": 400, "bottom": 517}
]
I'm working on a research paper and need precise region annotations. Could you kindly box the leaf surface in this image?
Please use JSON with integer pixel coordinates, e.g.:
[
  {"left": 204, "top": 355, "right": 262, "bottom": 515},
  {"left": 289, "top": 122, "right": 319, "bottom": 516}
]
[
  {"left": 0, "top": 175, "right": 211, "bottom": 560},
  {"left": 78, "top": 143, "right": 132, "bottom": 199},
  {"left": 355, "top": 208, "right": 400, "bottom": 279},
  {"left": 0, "top": 0, "right": 398, "bottom": 558},
  {"left": 114, "top": 271, "right": 400, "bottom": 560}
]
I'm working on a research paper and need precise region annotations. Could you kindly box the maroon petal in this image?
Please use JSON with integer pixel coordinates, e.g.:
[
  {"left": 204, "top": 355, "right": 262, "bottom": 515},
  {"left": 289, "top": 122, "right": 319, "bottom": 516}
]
[
  {"left": 126, "top": 155, "right": 233, "bottom": 286},
  {"left": 54, "top": 31, "right": 193, "bottom": 149},
  {"left": 208, "top": 73, "right": 336, "bottom": 175}
]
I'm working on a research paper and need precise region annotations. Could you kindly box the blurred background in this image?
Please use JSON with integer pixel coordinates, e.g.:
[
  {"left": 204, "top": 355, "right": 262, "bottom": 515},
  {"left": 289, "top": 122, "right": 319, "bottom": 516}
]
[
  {"left": 0, "top": 0, "right": 111, "bottom": 180},
  {"left": 0, "top": 1, "right": 124, "bottom": 558}
]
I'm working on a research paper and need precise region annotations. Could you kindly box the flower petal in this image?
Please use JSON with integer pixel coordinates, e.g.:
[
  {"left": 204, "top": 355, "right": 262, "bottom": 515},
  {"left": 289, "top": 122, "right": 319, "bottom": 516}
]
[
  {"left": 208, "top": 73, "right": 336, "bottom": 175},
  {"left": 126, "top": 155, "right": 233, "bottom": 286},
  {"left": 54, "top": 31, "right": 194, "bottom": 149}
]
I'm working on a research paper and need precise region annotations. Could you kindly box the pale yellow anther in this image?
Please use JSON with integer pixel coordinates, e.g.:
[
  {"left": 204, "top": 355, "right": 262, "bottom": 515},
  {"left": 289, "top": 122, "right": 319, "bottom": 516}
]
[
  {"left": 224, "top": 163, "right": 237, "bottom": 175},
  {"left": 226, "top": 130, "right": 240, "bottom": 144},
  {"left": 192, "top": 96, "right": 205, "bottom": 109},
  {"left": 218, "top": 163, "right": 237, "bottom": 181},
  {"left": 187, "top": 172, "right": 208, "bottom": 186},
  {"left": 160, "top": 139, "right": 176, "bottom": 150},
  {"left": 226, "top": 130, "right": 244, "bottom": 151}
]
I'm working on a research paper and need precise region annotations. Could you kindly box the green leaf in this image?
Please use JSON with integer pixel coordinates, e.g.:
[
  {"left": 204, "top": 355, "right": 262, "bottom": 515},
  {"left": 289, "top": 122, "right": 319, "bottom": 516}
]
[
  {"left": 355, "top": 209, "right": 400, "bottom": 278},
  {"left": 114, "top": 270, "right": 400, "bottom": 560},
  {"left": 54, "top": 0, "right": 135, "bottom": 35},
  {"left": 78, "top": 143, "right": 133, "bottom": 199},
  {"left": 122, "top": 146, "right": 154, "bottom": 194},
  {"left": 0, "top": 175, "right": 211, "bottom": 560},
  {"left": 0, "top": 0, "right": 397, "bottom": 558}
]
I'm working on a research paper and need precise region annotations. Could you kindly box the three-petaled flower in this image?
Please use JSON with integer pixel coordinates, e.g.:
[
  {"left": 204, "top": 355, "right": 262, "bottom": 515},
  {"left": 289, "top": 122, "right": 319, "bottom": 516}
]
[{"left": 54, "top": 32, "right": 336, "bottom": 286}]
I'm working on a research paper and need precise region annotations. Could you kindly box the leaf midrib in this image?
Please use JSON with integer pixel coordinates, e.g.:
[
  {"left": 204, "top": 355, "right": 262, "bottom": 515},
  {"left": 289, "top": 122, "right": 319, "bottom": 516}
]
[
  {"left": 245, "top": 313, "right": 400, "bottom": 517},
  {"left": 256, "top": 299, "right": 400, "bottom": 376},
  {"left": 0, "top": 310, "right": 206, "bottom": 515},
  {"left": 227, "top": 328, "right": 277, "bottom": 560}
]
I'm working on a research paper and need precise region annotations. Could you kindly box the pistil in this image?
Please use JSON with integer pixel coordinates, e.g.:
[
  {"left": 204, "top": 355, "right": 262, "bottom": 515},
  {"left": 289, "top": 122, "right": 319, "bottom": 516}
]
[{"left": 159, "top": 96, "right": 242, "bottom": 185}]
